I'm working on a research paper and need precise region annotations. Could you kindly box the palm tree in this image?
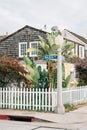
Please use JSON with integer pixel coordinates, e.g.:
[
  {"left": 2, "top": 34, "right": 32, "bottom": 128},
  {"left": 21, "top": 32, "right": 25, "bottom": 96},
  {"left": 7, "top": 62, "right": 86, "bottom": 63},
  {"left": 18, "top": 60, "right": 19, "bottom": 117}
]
[
  {"left": 26, "top": 30, "right": 74, "bottom": 88},
  {"left": 62, "top": 40, "right": 75, "bottom": 60},
  {"left": 27, "top": 34, "right": 57, "bottom": 88},
  {"left": 26, "top": 33, "right": 57, "bottom": 58},
  {"left": 23, "top": 57, "right": 40, "bottom": 88}
]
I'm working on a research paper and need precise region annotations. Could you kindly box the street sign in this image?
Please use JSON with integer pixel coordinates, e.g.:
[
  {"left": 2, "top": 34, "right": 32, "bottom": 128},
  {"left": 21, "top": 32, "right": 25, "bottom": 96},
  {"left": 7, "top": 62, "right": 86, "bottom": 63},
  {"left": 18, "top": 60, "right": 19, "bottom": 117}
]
[
  {"left": 44, "top": 55, "right": 65, "bottom": 60},
  {"left": 44, "top": 55, "right": 57, "bottom": 60}
]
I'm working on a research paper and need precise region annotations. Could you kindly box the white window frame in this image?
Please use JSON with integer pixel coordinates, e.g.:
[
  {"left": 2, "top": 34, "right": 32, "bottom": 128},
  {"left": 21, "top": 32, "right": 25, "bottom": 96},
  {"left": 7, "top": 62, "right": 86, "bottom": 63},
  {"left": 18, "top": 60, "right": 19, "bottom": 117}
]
[
  {"left": 19, "top": 42, "right": 27, "bottom": 57},
  {"left": 79, "top": 45, "right": 84, "bottom": 59},
  {"left": 74, "top": 44, "right": 78, "bottom": 56},
  {"left": 82, "top": 46, "right": 85, "bottom": 58},
  {"left": 29, "top": 41, "right": 39, "bottom": 57},
  {"left": 70, "top": 68, "right": 77, "bottom": 84}
]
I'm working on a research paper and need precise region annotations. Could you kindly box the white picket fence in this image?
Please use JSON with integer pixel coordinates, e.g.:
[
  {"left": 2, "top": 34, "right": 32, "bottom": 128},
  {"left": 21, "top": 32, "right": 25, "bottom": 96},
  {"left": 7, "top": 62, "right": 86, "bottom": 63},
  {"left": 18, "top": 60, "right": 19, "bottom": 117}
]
[{"left": 0, "top": 86, "right": 87, "bottom": 111}]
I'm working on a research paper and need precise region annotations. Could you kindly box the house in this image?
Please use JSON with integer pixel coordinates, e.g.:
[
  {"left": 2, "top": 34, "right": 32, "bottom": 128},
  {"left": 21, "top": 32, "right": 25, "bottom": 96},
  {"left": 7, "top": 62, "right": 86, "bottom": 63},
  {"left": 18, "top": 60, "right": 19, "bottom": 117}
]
[
  {"left": 0, "top": 25, "right": 87, "bottom": 60},
  {"left": 0, "top": 25, "right": 48, "bottom": 60},
  {"left": 62, "top": 29, "right": 87, "bottom": 59},
  {"left": 0, "top": 25, "right": 86, "bottom": 86},
  {"left": 62, "top": 29, "right": 87, "bottom": 86}
]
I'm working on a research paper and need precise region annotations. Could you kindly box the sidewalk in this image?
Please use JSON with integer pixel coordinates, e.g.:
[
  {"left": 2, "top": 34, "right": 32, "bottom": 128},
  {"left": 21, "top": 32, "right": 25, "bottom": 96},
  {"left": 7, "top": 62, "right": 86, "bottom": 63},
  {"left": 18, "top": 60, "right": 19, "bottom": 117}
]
[{"left": 0, "top": 106, "right": 87, "bottom": 130}]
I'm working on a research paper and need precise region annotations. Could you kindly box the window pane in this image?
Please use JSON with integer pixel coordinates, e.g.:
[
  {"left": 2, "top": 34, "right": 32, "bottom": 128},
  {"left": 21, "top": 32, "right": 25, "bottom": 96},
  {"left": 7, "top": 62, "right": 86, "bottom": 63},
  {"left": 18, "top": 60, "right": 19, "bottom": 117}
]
[
  {"left": 30, "top": 42, "right": 39, "bottom": 57},
  {"left": 31, "top": 43, "right": 37, "bottom": 47},
  {"left": 21, "top": 44, "right": 26, "bottom": 55},
  {"left": 19, "top": 42, "right": 27, "bottom": 57}
]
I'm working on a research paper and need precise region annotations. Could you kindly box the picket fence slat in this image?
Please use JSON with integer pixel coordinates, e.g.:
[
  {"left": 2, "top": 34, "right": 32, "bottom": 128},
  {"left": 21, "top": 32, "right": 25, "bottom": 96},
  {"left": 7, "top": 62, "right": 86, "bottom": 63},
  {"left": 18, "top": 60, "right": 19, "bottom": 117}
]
[
  {"left": 29, "top": 88, "right": 31, "bottom": 110},
  {"left": 39, "top": 89, "right": 41, "bottom": 110},
  {"left": 0, "top": 86, "right": 87, "bottom": 111}
]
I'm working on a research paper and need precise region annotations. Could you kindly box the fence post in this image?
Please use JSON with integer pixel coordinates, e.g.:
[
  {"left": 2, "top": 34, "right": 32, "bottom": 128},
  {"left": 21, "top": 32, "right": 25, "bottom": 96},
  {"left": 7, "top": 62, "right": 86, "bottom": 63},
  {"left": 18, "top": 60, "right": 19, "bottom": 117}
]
[
  {"left": 20, "top": 87, "right": 23, "bottom": 109},
  {"left": 45, "top": 88, "right": 47, "bottom": 111},
  {"left": 36, "top": 88, "right": 38, "bottom": 110},
  {"left": 29, "top": 88, "right": 31, "bottom": 110},
  {"left": 84, "top": 86, "right": 87, "bottom": 102},
  {"left": 33, "top": 88, "right": 35, "bottom": 110},
  {"left": 48, "top": 88, "right": 51, "bottom": 111},
  {"left": 42, "top": 89, "right": 44, "bottom": 111},
  {"left": 70, "top": 89, "right": 72, "bottom": 104},
  {"left": 38, "top": 88, "right": 41, "bottom": 110},
  {"left": 52, "top": 88, "right": 54, "bottom": 111},
  {"left": 0, "top": 87, "right": 2, "bottom": 108},
  {"left": 26, "top": 88, "right": 29, "bottom": 110},
  {"left": 11, "top": 87, "right": 13, "bottom": 109}
]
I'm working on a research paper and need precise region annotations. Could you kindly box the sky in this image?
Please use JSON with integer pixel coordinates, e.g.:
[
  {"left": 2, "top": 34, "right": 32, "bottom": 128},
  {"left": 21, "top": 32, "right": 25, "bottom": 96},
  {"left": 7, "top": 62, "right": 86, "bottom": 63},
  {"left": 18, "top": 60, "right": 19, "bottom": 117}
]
[{"left": 0, "top": 0, "right": 87, "bottom": 38}]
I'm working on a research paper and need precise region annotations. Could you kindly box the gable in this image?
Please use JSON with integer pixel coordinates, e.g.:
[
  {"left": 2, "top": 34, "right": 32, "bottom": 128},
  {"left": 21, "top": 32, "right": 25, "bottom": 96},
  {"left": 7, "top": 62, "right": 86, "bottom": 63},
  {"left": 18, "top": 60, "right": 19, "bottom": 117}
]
[
  {"left": 0, "top": 25, "right": 48, "bottom": 43},
  {"left": 0, "top": 25, "right": 48, "bottom": 58},
  {"left": 63, "top": 29, "right": 86, "bottom": 46}
]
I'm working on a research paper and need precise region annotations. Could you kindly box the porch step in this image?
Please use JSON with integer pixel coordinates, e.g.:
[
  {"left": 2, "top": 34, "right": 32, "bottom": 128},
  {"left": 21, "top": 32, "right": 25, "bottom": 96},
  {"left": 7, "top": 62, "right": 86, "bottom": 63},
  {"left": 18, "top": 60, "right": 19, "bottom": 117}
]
[{"left": 0, "top": 114, "right": 35, "bottom": 122}]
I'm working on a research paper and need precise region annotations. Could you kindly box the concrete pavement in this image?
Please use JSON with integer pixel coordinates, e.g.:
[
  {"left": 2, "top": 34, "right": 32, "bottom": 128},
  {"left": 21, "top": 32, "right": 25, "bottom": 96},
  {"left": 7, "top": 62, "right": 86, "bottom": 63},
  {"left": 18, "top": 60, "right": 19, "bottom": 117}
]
[{"left": 0, "top": 105, "right": 87, "bottom": 129}]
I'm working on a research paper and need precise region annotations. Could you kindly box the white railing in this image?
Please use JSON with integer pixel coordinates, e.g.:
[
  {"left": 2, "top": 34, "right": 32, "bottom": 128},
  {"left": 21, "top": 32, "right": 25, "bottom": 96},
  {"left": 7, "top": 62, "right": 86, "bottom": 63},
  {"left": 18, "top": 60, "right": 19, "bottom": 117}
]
[{"left": 0, "top": 86, "right": 87, "bottom": 111}]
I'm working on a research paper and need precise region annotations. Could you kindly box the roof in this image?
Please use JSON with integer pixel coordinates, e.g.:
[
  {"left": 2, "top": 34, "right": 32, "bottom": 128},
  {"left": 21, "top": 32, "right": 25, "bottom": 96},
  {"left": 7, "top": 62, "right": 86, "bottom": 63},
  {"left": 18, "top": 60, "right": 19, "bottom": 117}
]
[
  {"left": 0, "top": 25, "right": 49, "bottom": 42},
  {"left": 64, "top": 29, "right": 87, "bottom": 44}
]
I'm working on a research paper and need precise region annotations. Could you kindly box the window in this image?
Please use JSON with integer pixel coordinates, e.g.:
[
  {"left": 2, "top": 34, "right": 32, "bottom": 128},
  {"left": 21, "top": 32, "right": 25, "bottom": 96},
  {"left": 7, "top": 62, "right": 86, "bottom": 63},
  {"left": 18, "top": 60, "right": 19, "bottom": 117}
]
[
  {"left": 70, "top": 68, "right": 77, "bottom": 83},
  {"left": 74, "top": 44, "right": 78, "bottom": 56},
  {"left": 79, "top": 45, "right": 84, "bottom": 58},
  {"left": 19, "top": 42, "right": 27, "bottom": 57},
  {"left": 85, "top": 50, "right": 87, "bottom": 58},
  {"left": 29, "top": 41, "right": 39, "bottom": 57}
]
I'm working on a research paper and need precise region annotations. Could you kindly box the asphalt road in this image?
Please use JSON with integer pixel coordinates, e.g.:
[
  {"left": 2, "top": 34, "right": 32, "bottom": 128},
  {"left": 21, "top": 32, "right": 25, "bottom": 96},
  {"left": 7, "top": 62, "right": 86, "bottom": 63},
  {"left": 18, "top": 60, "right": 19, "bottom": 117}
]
[
  {"left": 0, "top": 120, "right": 38, "bottom": 130},
  {"left": 0, "top": 120, "right": 70, "bottom": 130}
]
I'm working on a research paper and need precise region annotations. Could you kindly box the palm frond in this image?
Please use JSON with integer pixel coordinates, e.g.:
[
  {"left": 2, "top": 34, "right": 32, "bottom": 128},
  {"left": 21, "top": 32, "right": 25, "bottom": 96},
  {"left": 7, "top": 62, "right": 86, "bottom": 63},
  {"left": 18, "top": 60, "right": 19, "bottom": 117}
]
[
  {"left": 26, "top": 48, "right": 39, "bottom": 54},
  {"left": 23, "top": 57, "right": 40, "bottom": 85},
  {"left": 46, "top": 33, "right": 55, "bottom": 47},
  {"left": 65, "top": 75, "right": 71, "bottom": 87}
]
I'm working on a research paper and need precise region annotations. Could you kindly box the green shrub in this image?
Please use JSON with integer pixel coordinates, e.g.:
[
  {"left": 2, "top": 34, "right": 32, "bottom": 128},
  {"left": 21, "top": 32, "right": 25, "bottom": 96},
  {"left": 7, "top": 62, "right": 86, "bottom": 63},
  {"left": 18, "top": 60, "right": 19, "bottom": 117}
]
[{"left": 64, "top": 103, "right": 76, "bottom": 112}]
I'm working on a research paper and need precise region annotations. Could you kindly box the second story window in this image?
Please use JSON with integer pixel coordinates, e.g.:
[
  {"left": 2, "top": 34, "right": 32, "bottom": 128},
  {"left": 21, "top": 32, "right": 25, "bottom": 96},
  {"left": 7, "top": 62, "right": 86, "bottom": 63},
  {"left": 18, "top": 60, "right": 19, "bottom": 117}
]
[
  {"left": 19, "top": 42, "right": 27, "bottom": 57},
  {"left": 29, "top": 41, "right": 39, "bottom": 57}
]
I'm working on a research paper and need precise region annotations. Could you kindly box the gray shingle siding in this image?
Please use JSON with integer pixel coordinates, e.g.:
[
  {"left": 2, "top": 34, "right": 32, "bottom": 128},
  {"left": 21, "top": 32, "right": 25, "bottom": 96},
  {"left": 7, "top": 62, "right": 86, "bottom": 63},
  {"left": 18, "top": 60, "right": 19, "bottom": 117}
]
[{"left": 0, "top": 26, "right": 47, "bottom": 59}]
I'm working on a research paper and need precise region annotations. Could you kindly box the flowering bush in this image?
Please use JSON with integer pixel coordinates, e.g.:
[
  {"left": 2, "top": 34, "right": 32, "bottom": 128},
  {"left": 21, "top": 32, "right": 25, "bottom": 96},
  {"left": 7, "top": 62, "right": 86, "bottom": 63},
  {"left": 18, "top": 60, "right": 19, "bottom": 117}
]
[
  {"left": 75, "top": 58, "right": 87, "bottom": 86},
  {"left": 0, "top": 56, "right": 31, "bottom": 87}
]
